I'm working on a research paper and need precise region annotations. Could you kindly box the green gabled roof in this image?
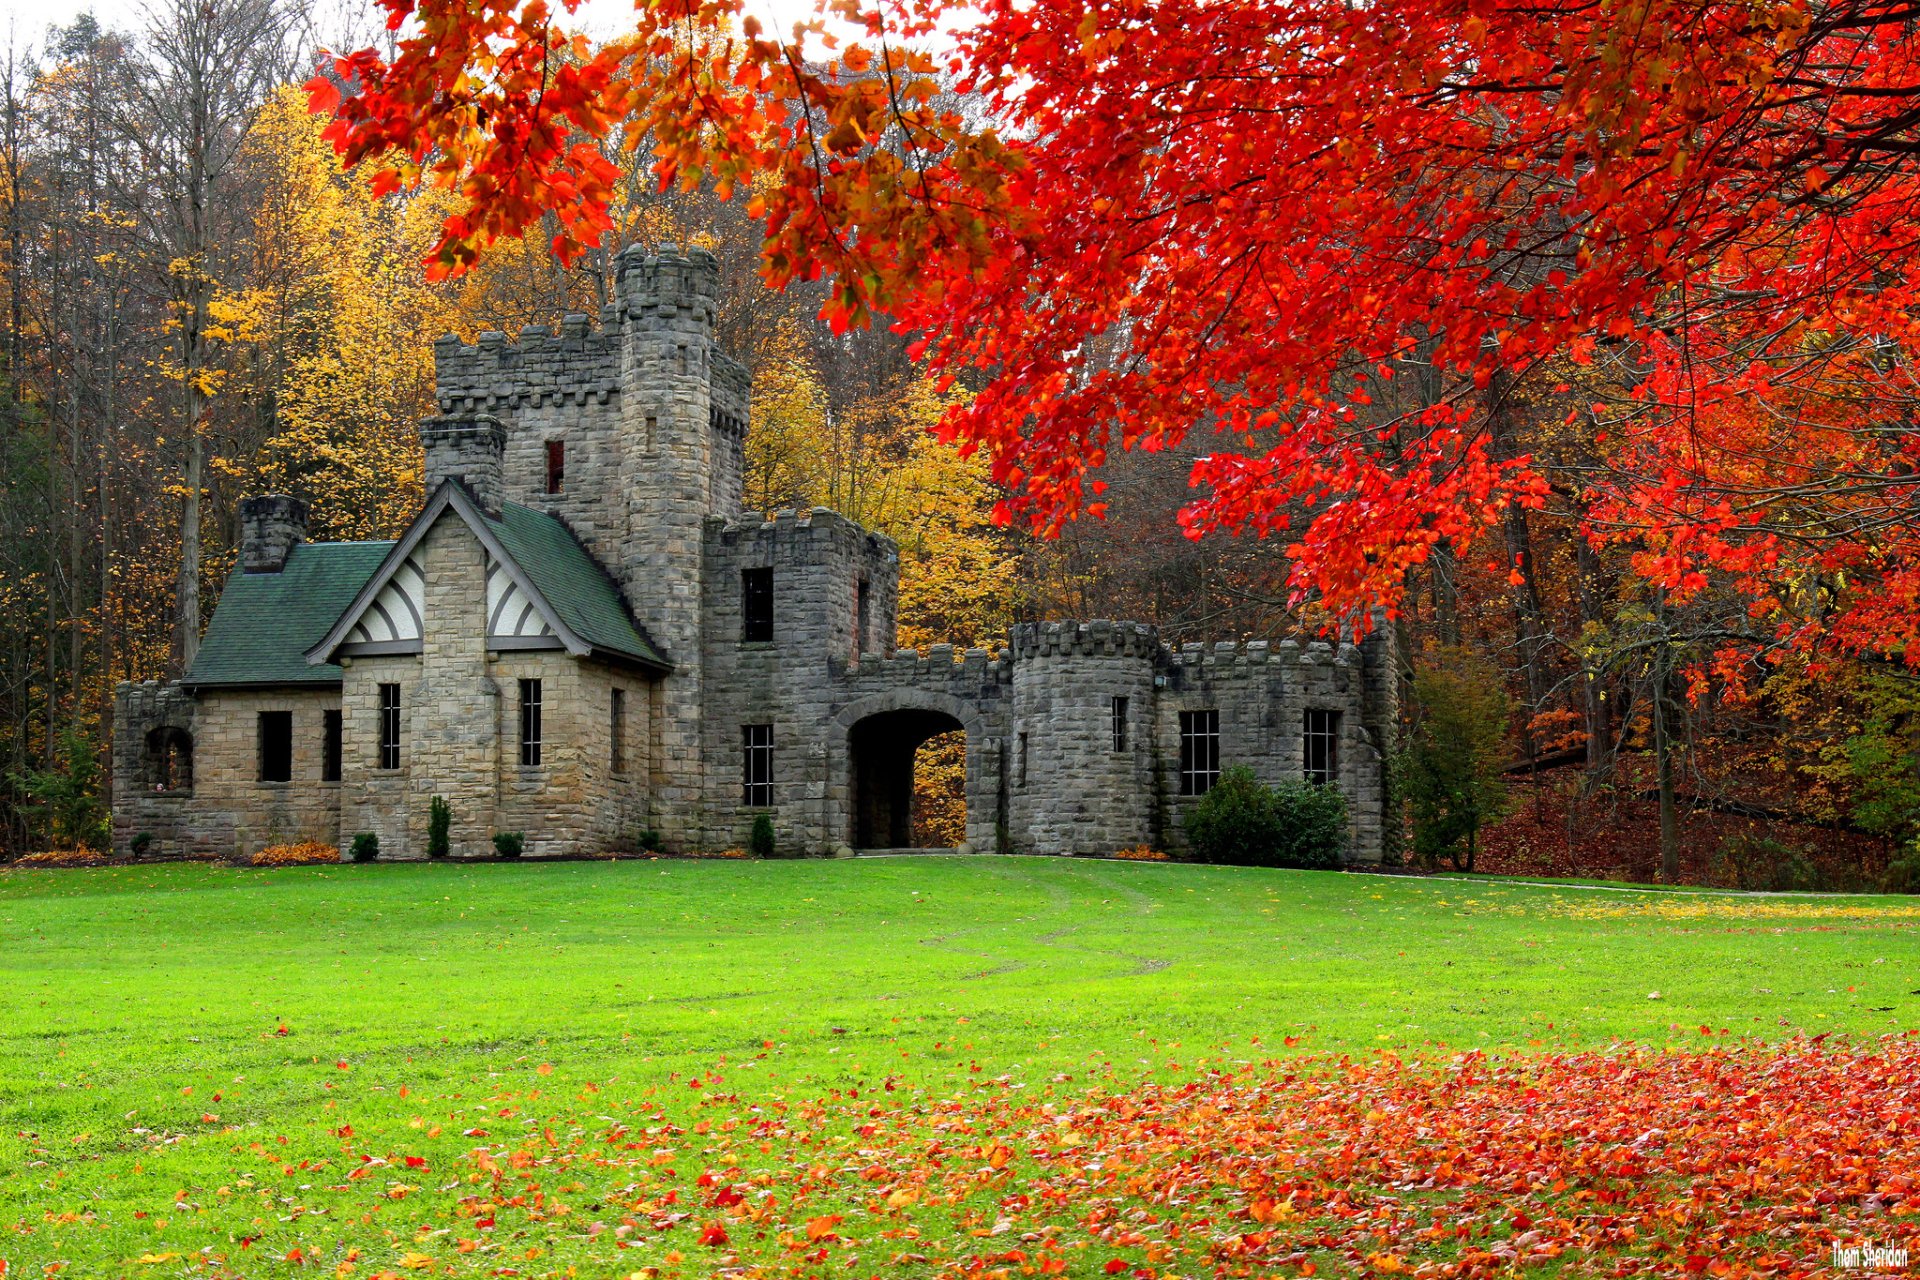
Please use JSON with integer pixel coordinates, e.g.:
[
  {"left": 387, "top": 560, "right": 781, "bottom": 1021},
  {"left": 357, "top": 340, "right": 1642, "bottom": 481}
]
[
  {"left": 483, "top": 502, "right": 667, "bottom": 669},
  {"left": 184, "top": 541, "right": 393, "bottom": 687}
]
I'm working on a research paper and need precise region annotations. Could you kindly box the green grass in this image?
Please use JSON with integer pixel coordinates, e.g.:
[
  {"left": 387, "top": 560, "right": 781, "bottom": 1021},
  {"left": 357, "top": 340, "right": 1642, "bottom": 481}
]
[{"left": 2, "top": 857, "right": 1915, "bottom": 1273}]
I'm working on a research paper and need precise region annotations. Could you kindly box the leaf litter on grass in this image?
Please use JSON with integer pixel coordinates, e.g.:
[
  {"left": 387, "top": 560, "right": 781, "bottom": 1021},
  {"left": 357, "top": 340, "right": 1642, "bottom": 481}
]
[{"left": 11, "top": 1035, "right": 1916, "bottom": 1278}]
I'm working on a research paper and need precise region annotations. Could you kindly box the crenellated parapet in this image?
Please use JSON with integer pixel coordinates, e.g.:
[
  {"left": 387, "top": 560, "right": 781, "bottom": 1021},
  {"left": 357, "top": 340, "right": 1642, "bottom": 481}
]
[
  {"left": 1009, "top": 620, "right": 1162, "bottom": 661},
  {"left": 433, "top": 319, "right": 624, "bottom": 413},
  {"left": 846, "top": 644, "right": 1013, "bottom": 688},
  {"left": 707, "top": 507, "right": 899, "bottom": 565}
]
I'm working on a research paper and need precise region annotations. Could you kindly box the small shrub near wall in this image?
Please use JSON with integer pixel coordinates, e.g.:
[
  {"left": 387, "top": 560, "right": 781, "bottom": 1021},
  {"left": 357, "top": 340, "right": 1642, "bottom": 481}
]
[
  {"left": 427, "top": 797, "right": 451, "bottom": 859},
  {"left": 1183, "top": 767, "right": 1348, "bottom": 870},
  {"left": 749, "top": 813, "right": 777, "bottom": 859},
  {"left": 493, "top": 832, "right": 525, "bottom": 858},
  {"left": 348, "top": 833, "right": 379, "bottom": 862},
  {"left": 252, "top": 842, "right": 341, "bottom": 867}
]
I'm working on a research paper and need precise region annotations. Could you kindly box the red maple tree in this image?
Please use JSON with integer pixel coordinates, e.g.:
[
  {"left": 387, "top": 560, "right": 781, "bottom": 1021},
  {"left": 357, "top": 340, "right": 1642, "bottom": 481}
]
[{"left": 311, "top": 0, "right": 1920, "bottom": 660}]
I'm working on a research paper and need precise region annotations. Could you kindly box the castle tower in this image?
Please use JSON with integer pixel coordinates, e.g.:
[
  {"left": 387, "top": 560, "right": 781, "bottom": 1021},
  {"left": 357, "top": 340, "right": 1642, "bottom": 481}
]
[
  {"left": 1008, "top": 621, "right": 1161, "bottom": 854},
  {"left": 615, "top": 247, "right": 725, "bottom": 845}
]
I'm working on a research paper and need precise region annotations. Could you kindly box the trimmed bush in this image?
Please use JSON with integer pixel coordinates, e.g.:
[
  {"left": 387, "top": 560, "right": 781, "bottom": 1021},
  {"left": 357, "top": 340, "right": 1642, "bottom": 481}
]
[
  {"left": 129, "top": 832, "right": 153, "bottom": 858},
  {"left": 635, "top": 828, "right": 663, "bottom": 853},
  {"left": 349, "top": 832, "right": 380, "bottom": 863},
  {"left": 427, "top": 797, "right": 451, "bottom": 859},
  {"left": 1182, "top": 767, "right": 1348, "bottom": 869},
  {"left": 493, "top": 832, "right": 525, "bottom": 859},
  {"left": 749, "top": 813, "right": 777, "bottom": 859}
]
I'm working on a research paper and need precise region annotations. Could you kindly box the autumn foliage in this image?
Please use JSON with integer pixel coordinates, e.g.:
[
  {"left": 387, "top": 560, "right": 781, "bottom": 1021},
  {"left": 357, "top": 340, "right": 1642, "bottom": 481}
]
[
  {"left": 294, "top": 1036, "right": 1920, "bottom": 1276},
  {"left": 313, "top": 0, "right": 1920, "bottom": 667}
]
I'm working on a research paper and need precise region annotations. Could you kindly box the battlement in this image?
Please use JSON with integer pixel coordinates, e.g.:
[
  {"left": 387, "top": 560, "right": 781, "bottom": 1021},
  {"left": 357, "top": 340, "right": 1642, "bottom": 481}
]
[
  {"left": 614, "top": 245, "right": 721, "bottom": 322},
  {"left": 1009, "top": 620, "right": 1161, "bottom": 661},
  {"left": 432, "top": 248, "right": 731, "bottom": 412},
  {"left": 847, "top": 644, "right": 1013, "bottom": 687},
  {"left": 707, "top": 508, "right": 900, "bottom": 563},
  {"left": 434, "top": 319, "right": 623, "bottom": 412},
  {"left": 1166, "top": 638, "right": 1360, "bottom": 669}
]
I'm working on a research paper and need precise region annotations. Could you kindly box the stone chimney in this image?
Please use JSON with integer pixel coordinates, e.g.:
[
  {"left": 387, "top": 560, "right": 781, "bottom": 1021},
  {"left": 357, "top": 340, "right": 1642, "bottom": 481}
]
[
  {"left": 420, "top": 414, "right": 506, "bottom": 516},
  {"left": 239, "top": 495, "right": 309, "bottom": 574}
]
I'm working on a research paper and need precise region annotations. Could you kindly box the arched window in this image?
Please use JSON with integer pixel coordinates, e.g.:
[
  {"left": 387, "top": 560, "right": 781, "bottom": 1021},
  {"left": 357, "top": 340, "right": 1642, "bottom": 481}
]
[{"left": 145, "top": 726, "right": 193, "bottom": 793}]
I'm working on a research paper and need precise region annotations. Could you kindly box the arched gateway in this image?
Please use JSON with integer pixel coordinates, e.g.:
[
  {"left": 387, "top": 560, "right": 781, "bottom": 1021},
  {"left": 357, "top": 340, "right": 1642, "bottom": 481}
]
[{"left": 831, "top": 689, "right": 999, "bottom": 852}]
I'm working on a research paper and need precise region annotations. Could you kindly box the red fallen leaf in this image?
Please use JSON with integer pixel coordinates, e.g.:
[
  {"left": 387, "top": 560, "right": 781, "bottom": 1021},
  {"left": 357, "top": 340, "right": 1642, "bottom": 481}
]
[
  {"left": 335, "top": 1060, "right": 349, "bottom": 1070},
  {"left": 332, "top": 1125, "right": 353, "bottom": 1138},
  {"left": 536, "top": 1063, "right": 554, "bottom": 1076},
  {"left": 1103, "top": 1260, "right": 1129, "bottom": 1274},
  {"left": 1686, "top": 1256, "right": 1710, "bottom": 1273},
  {"left": 805, "top": 1214, "right": 843, "bottom": 1241},
  {"left": 403, "top": 1156, "right": 429, "bottom": 1169},
  {"left": 199, "top": 1113, "right": 219, "bottom": 1124},
  {"left": 697, "top": 1221, "right": 729, "bottom": 1247},
  {"left": 275, "top": 1023, "right": 290, "bottom": 1036},
  {"left": 285, "top": 1247, "right": 303, "bottom": 1263}
]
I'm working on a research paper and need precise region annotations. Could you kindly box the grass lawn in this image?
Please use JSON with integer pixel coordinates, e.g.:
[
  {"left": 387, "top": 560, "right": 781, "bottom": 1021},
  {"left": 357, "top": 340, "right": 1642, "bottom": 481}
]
[{"left": 2, "top": 857, "right": 1916, "bottom": 1277}]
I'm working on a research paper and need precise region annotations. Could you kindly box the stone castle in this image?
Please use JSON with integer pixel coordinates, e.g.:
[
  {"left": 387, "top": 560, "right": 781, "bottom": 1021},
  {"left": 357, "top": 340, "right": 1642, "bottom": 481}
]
[{"left": 112, "top": 247, "right": 1397, "bottom": 861}]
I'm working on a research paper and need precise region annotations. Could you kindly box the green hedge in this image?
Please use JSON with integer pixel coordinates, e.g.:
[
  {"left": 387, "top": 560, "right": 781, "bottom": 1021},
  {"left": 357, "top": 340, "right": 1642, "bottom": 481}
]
[{"left": 1182, "top": 767, "right": 1348, "bottom": 869}]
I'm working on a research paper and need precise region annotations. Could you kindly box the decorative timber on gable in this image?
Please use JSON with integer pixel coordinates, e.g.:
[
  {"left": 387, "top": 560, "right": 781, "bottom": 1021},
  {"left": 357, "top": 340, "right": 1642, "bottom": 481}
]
[
  {"left": 341, "top": 556, "right": 425, "bottom": 653},
  {"left": 485, "top": 555, "right": 558, "bottom": 649},
  {"left": 305, "top": 482, "right": 667, "bottom": 671}
]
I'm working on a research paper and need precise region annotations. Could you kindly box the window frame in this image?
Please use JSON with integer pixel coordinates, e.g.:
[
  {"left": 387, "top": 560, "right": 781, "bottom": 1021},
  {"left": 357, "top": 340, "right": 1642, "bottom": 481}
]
[
  {"left": 742, "top": 723, "right": 774, "bottom": 807},
  {"left": 322, "top": 709, "right": 342, "bottom": 783},
  {"left": 1111, "top": 695, "right": 1130, "bottom": 753},
  {"left": 610, "top": 687, "right": 627, "bottom": 775},
  {"left": 1178, "top": 709, "right": 1220, "bottom": 796},
  {"left": 854, "top": 578, "right": 871, "bottom": 660},
  {"left": 545, "top": 439, "right": 565, "bottom": 494},
  {"left": 377, "top": 683, "right": 402, "bottom": 771},
  {"left": 1303, "top": 708, "right": 1342, "bottom": 787},
  {"left": 741, "top": 566, "right": 774, "bottom": 642},
  {"left": 519, "top": 678, "right": 544, "bottom": 768},
  {"left": 258, "top": 711, "right": 294, "bottom": 784}
]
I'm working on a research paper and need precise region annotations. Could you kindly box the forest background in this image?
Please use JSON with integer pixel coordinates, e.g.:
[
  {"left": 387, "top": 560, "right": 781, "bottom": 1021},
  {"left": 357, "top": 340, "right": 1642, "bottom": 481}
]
[{"left": 1, "top": 0, "right": 1915, "bottom": 881}]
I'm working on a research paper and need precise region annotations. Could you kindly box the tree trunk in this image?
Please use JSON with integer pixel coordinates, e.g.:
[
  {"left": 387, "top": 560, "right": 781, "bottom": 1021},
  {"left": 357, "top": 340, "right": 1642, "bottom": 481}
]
[
  {"left": 1653, "top": 654, "right": 1680, "bottom": 882},
  {"left": 1485, "top": 370, "right": 1551, "bottom": 762}
]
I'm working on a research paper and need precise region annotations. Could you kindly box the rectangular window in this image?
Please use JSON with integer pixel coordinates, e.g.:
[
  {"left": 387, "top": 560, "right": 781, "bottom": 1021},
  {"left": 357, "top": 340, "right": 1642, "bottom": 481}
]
[
  {"left": 742, "top": 723, "right": 773, "bottom": 807},
  {"left": 1304, "top": 709, "right": 1341, "bottom": 786},
  {"left": 742, "top": 567, "right": 773, "bottom": 642},
  {"left": 545, "top": 439, "right": 565, "bottom": 494},
  {"left": 610, "top": 688, "right": 627, "bottom": 774},
  {"left": 322, "top": 710, "right": 342, "bottom": 782},
  {"left": 378, "top": 683, "right": 401, "bottom": 770},
  {"left": 519, "top": 678, "right": 543, "bottom": 767},
  {"left": 1178, "top": 709, "right": 1220, "bottom": 796},
  {"left": 854, "top": 578, "right": 871, "bottom": 660},
  {"left": 1111, "top": 696, "right": 1130, "bottom": 753},
  {"left": 258, "top": 711, "right": 293, "bottom": 783},
  {"left": 1016, "top": 731, "right": 1029, "bottom": 788}
]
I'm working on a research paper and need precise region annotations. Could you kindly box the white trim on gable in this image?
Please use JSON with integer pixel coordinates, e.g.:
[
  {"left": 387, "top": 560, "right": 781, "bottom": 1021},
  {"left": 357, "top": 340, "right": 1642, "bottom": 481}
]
[
  {"left": 486, "top": 556, "right": 555, "bottom": 642},
  {"left": 344, "top": 556, "right": 424, "bottom": 645},
  {"left": 306, "top": 483, "right": 595, "bottom": 667}
]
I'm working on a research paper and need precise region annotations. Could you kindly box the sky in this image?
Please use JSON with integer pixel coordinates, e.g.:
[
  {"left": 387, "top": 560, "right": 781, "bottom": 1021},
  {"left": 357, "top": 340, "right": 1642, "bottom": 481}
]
[{"left": 8, "top": 0, "right": 860, "bottom": 55}]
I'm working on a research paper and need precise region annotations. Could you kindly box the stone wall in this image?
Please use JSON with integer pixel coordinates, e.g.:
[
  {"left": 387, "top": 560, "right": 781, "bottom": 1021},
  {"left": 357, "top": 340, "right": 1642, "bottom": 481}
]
[
  {"left": 698, "top": 507, "right": 904, "bottom": 852},
  {"left": 1007, "top": 622, "right": 1160, "bottom": 855},
  {"left": 1154, "top": 638, "right": 1384, "bottom": 860},
  {"left": 190, "top": 687, "right": 342, "bottom": 858},
  {"left": 111, "top": 681, "right": 204, "bottom": 857}
]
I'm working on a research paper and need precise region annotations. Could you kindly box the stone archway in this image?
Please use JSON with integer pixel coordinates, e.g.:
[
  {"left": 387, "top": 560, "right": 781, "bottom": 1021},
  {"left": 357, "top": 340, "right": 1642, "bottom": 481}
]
[
  {"left": 830, "top": 690, "right": 1001, "bottom": 852},
  {"left": 849, "top": 708, "right": 966, "bottom": 848}
]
